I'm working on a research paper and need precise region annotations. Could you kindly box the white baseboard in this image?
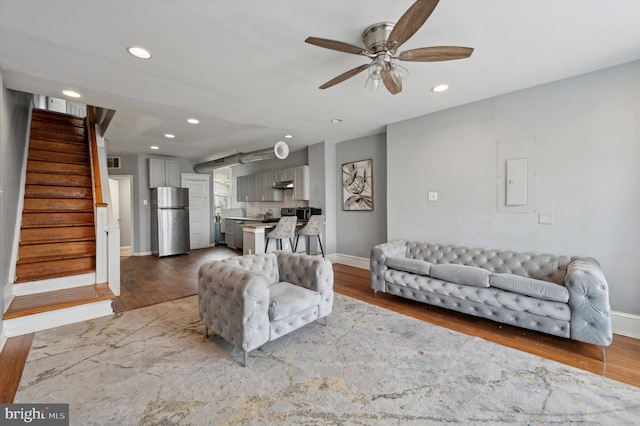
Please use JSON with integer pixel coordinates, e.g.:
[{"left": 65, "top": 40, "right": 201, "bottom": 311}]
[
  {"left": 332, "top": 253, "right": 639, "bottom": 340},
  {"left": 611, "top": 311, "right": 640, "bottom": 339},
  {"left": 133, "top": 251, "right": 152, "bottom": 256},
  {"left": 3, "top": 301, "right": 114, "bottom": 337},
  {"left": 0, "top": 331, "right": 7, "bottom": 354},
  {"left": 120, "top": 246, "right": 132, "bottom": 256},
  {"left": 333, "top": 254, "right": 369, "bottom": 270},
  {"left": 12, "top": 273, "right": 96, "bottom": 296}
]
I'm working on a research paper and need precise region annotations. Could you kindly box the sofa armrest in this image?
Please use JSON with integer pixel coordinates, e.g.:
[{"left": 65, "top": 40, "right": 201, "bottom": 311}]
[
  {"left": 198, "top": 262, "right": 270, "bottom": 352},
  {"left": 370, "top": 240, "right": 407, "bottom": 292},
  {"left": 276, "top": 251, "right": 334, "bottom": 318},
  {"left": 564, "top": 257, "right": 613, "bottom": 346}
]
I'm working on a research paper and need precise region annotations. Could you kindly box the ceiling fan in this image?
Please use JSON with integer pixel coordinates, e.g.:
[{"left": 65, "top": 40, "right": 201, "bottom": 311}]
[{"left": 305, "top": 0, "right": 473, "bottom": 95}]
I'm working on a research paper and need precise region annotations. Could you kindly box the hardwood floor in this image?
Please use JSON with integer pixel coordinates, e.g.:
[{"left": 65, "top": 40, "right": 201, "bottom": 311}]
[
  {"left": 112, "top": 246, "right": 240, "bottom": 313},
  {"left": 1, "top": 248, "right": 638, "bottom": 403}
]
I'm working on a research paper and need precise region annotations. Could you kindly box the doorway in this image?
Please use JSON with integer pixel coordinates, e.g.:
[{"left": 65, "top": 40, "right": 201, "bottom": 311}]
[
  {"left": 181, "top": 173, "right": 211, "bottom": 250},
  {"left": 108, "top": 175, "right": 134, "bottom": 256}
]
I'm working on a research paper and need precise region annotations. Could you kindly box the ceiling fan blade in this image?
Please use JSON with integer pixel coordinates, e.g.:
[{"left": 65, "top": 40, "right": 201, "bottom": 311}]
[
  {"left": 382, "top": 71, "right": 402, "bottom": 95},
  {"left": 305, "top": 37, "right": 368, "bottom": 56},
  {"left": 398, "top": 46, "right": 474, "bottom": 62},
  {"left": 319, "top": 64, "right": 370, "bottom": 89},
  {"left": 387, "top": 0, "right": 440, "bottom": 51}
]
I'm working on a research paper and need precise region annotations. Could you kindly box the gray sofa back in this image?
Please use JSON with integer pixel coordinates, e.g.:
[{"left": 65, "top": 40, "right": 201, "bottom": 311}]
[{"left": 405, "top": 242, "right": 570, "bottom": 285}]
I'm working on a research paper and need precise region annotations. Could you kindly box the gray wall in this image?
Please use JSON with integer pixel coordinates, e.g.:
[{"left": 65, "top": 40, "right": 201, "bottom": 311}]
[
  {"left": 336, "top": 133, "right": 387, "bottom": 258},
  {"left": 0, "top": 78, "right": 32, "bottom": 334},
  {"left": 387, "top": 60, "right": 640, "bottom": 315},
  {"left": 108, "top": 154, "right": 196, "bottom": 254}
]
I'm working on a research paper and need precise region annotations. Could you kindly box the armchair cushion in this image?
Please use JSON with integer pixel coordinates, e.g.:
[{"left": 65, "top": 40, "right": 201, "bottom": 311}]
[{"left": 269, "top": 282, "right": 322, "bottom": 321}]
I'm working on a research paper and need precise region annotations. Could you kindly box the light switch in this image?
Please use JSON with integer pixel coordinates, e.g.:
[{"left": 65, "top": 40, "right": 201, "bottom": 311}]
[
  {"left": 428, "top": 192, "right": 438, "bottom": 201},
  {"left": 538, "top": 213, "right": 554, "bottom": 225},
  {"left": 143, "top": 200, "right": 148, "bottom": 205}
]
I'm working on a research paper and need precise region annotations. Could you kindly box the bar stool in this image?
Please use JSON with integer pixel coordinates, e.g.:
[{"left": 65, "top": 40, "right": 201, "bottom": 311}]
[
  {"left": 265, "top": 216, "right": 297, "bottom": 252},
  {"left": 294, "top": 214, "right": 325, "bottom": 257}
]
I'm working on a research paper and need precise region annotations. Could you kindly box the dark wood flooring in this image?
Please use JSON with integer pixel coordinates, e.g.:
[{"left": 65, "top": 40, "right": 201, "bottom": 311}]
[{"left": 1, "top": 247, "right": 638, "bottom": 403}]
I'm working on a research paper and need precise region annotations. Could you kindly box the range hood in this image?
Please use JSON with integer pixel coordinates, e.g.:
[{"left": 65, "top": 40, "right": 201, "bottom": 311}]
[{"left": 273, "top": 180, "right": 293, "bottom": 189}]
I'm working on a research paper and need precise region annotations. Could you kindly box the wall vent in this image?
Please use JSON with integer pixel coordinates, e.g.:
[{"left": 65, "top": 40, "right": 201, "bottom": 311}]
[{"left": 107, "top": 157, "right": 121, "bottom": 169}]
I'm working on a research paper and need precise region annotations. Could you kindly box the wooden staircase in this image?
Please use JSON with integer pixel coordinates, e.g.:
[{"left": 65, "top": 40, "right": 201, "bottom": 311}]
[
  {"left": 3, "top": 108, "right": 114, "bottom": 336},
  {"left": 16, "top": 109, "right": 96, "bottom": 283}
]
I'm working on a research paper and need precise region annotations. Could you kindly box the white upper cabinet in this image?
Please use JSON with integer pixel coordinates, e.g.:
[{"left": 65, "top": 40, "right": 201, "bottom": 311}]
[
  {"left": 293, "top": 165, "right": 309, "bottom": 200},
  {"left": 149, "top": 158, "right": 180, "bottom": 188}
]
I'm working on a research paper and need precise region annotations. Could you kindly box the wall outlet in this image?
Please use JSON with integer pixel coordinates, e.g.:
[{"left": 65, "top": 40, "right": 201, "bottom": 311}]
[{"left": 428, "top": 192, "right": 438, "bottom": 201}]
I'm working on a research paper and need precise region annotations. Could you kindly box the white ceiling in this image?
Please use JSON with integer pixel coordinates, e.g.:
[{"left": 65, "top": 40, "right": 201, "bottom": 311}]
[{"left": 1, "top": 0, "right": 639, "bottom": 162}]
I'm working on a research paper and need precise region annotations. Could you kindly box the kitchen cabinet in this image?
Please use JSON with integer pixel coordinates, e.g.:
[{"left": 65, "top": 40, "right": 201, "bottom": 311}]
[
  {"left": 275, "top": 167, "right": 294, "bottom": 183},
  {"left": 293, "top": 165, "right": 309, "bottom": 200},
  {"left": 149, "top": 158, "right": 180, "bottom": 188},
  {"left": 237, "top": 175, "right": 257, "bottom": 202},
  {"left": 256, "top": 171, "right": 283, "bottom": 202},
  {"left": 224, "top": 219, "right": 244, "bottom": 249}
]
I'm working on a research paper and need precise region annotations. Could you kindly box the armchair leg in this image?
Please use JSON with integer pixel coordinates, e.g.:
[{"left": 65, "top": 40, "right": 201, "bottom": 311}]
[
  {"left": 317, "top": 235, "right": 325, "bottom": 257},
  {"left": 205, "top": 326, "right": 209, "bottom": 337},
  {"left": 289, "top": 238, "right": 294, "bottom": 251},
  {"left": 294, "top": 235, "right": 300, "bottom": 252},
  {"left": 601, "top": 346, "right": 607, "bottom": 363},
  {"left": 317, "top": 316, "right": 328, "bottom": 326},
  {"left": 244, "top": 350, "right": 250, "bottom": 368}
]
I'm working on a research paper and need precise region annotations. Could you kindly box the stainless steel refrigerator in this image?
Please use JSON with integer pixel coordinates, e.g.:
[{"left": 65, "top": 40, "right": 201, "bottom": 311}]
[{"left": 150, "top": 187, "right": 190, "bottom": 257}]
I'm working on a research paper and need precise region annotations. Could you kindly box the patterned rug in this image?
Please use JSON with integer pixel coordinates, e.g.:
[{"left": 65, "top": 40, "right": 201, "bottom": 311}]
[{"left": 15, "top": 294, "right": 640, "bottom": 425}]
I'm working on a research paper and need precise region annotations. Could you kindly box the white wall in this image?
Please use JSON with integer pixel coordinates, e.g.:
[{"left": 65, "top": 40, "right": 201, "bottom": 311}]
[
  {"left": 387, "top": 60, "right": 640, "bottom": 315},
  {"left": 0, "top": 76, "right": 32, "bottom": 338}
]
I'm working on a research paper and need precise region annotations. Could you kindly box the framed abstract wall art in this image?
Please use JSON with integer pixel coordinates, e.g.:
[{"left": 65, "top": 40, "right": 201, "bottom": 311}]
[{"left": 342, "top": 159, "right": 373, "bottom": 211}]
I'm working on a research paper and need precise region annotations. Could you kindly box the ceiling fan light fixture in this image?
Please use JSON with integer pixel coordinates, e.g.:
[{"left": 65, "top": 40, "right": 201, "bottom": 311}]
[
  {"left": 365, "top": 76, "right": 382, "bottom": 91},
  {"left": 368, "top": 57, "right": 388, "bottom": 80},
  {"left": 389, "top": 63, "right": 409, "bottom": 85}
]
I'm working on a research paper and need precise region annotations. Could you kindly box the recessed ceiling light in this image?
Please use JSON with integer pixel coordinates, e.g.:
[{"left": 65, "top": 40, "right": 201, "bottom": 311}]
[
  {"left": 164, "top": 133, "right": 175, "bottom": 139},
  {"left": 431, "top": 84, "right": 449, "bottom": 93},
  {"left": 127, "top": 46, "right": 152, "bottom": 59},
  {"left": 187, "top": 118, "right": 199, "bottom": 124},
  {"left": 62, "top": 90, "right": 81, "bottom": 98},
  {"left": 330, "top": 119, "right": 343, "bottom": 123},
  {"left": 150, "top": 146, "right": 159, "bottom": 150},
  {"left": 284, "top": 134, "right": 293, "bottom": 139}
]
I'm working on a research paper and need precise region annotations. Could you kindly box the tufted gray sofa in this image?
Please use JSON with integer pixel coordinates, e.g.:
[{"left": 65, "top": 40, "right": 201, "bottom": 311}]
[
  {"left": 198, "top": 251, "right": 334, "bottom": 366},
  {"left": 371, "top": 241, "right": 612, "bottom": 351}
]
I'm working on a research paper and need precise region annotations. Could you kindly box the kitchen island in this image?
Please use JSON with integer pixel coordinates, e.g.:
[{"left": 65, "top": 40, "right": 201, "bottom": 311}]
[{"left": 242, "top": 221, "right": 312, "bottom": 255}]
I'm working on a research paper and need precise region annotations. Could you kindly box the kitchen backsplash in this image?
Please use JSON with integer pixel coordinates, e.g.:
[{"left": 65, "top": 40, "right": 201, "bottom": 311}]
[{"left": 245, "top": 190, "right": 309, "bottom": 218}]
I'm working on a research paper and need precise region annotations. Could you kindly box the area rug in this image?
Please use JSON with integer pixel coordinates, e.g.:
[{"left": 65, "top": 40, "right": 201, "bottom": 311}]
[{"left": 14, "top": 294, "right": 640, "bottom": 425}]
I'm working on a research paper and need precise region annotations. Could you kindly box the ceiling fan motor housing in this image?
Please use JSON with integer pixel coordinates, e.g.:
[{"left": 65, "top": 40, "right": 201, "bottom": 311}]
[{"left": 362, "top": 22, "right": 395, "bottom": 53}]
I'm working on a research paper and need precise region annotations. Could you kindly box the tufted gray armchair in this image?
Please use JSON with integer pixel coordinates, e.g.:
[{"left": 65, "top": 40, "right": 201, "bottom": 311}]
[{"left": 198, "top": 251, "right": 334, "bottom": 366}]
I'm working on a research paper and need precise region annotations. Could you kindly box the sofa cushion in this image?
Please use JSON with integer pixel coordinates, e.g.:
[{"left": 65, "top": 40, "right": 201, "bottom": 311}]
[
  {"left": 429, "top": 264, "right": 490, "bottom": 287},
  {"left": 385, "top": 256, "right": 433, "bottom": 276},
  {"left": 489, "top": 273, "right": 569, "bottom": 303},
  {"left": 269, "top": 282, "right": 321, "bottom": 321}
]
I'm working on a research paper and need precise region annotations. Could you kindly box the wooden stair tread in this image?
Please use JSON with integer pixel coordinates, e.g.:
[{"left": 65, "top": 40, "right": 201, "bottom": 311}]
[
  {"left": 14, "top": 267, "right": 97, "bottom": 284},
  {"left": 29, "top": 138, "right": 89, "bottom": 154},
  {"left": 24, "top": 185, "right": 93, "bottom": 199},
  {"left": 27, "top": 159, "right": 91, "bottom": 176},
  {"left": 20, "top": 236, "right": 95, "bottom": 245},
  {"left": 3, "top": 283, "right": 114, "bottom": 320},
  {"left": 17, "top": 251, "right": 96, "bottom": 265}
]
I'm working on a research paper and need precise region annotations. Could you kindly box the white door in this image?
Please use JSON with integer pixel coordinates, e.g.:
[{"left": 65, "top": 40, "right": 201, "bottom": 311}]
[
  {"left": 109, "top": 175, "right": 134, "bottom": 256},
  {"left": 181, "top": 173, "right": 210, "bottom": 250}
]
